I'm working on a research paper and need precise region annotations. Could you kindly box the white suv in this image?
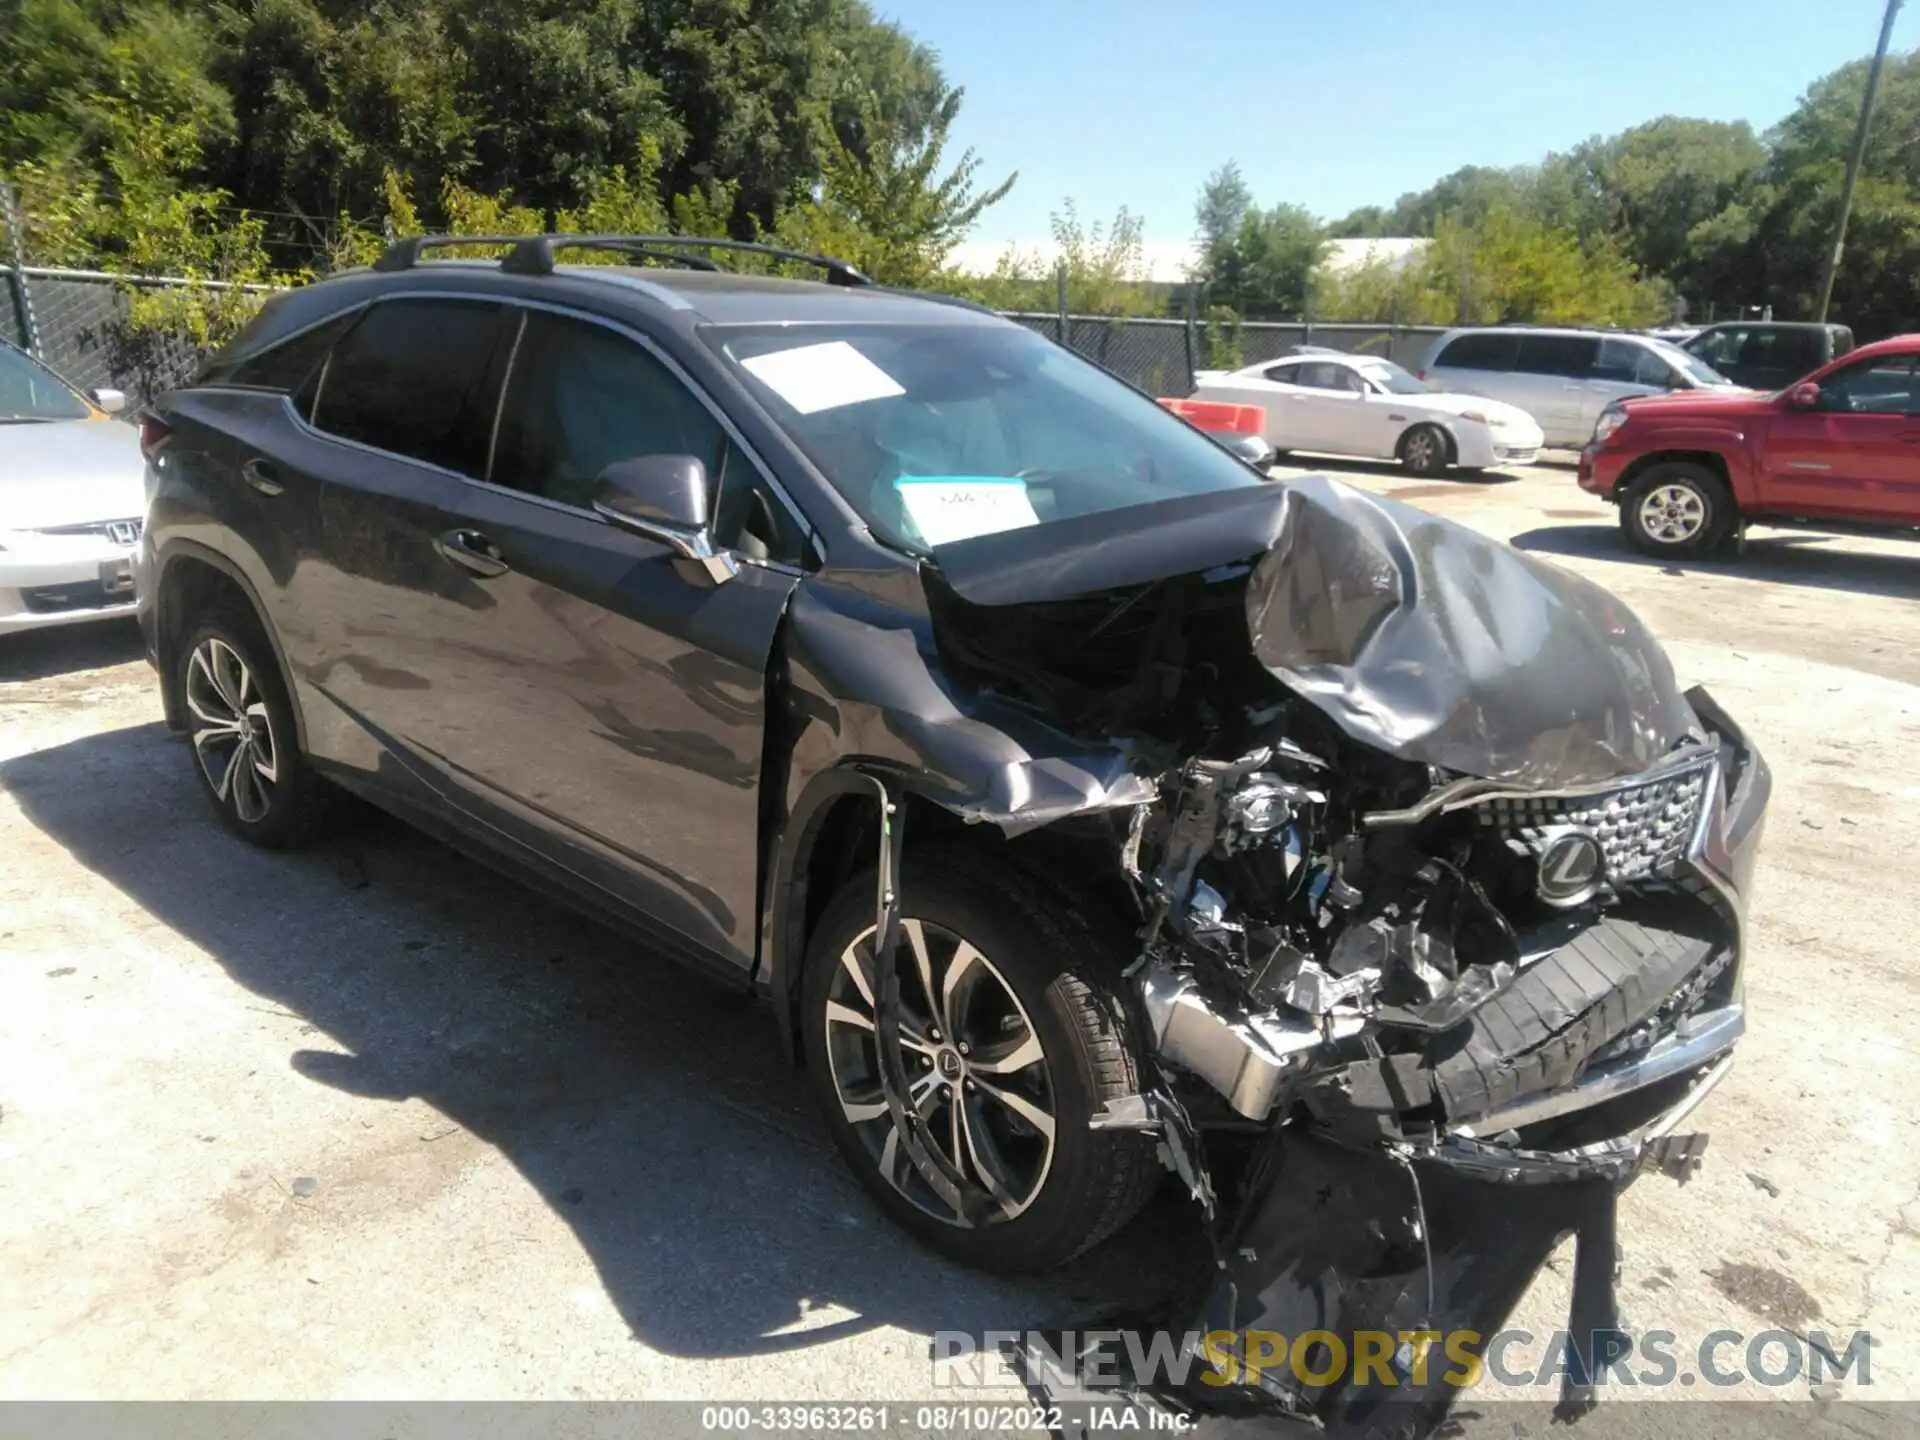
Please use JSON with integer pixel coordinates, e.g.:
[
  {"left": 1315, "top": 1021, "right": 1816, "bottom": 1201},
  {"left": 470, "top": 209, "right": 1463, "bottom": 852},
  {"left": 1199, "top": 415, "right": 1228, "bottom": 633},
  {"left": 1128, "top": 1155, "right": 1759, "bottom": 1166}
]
[{"left": 1420, "top": 327, "right": 1741, "bottom": 448}]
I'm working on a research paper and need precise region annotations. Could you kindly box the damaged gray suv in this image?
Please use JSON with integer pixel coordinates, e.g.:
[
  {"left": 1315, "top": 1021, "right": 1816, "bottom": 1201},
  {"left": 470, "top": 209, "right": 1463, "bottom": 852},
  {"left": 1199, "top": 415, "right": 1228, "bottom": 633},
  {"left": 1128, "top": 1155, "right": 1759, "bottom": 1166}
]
[{"left": 138, "top": 235, "right": 1768, "bottom": 1430}]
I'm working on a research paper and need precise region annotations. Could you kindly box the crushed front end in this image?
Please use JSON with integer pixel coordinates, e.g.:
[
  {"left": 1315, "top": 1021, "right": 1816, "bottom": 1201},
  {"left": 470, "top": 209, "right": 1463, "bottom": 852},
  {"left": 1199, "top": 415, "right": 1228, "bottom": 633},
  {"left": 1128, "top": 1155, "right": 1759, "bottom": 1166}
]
[{"left": 919, "top": 478, "right": 1770, "bottom": 1436}]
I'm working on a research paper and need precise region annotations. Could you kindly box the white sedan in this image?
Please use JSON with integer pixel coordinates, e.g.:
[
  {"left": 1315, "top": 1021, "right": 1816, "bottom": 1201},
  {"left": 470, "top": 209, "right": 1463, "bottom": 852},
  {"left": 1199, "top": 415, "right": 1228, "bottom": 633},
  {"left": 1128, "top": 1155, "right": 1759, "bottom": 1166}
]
[
  {"left": 1, "top": 341, "right": 144, "bottom": 634},
  {"left": 1191, "top": 352, "right": 1544, "bottom": 475}
]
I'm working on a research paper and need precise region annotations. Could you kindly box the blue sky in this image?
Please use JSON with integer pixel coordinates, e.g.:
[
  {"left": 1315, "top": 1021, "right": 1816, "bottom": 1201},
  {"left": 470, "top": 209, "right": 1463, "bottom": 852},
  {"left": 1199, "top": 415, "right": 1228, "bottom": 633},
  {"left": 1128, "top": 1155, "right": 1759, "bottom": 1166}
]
[{"left": 880, "top": 0, "right": 1920, "bottom": 250}]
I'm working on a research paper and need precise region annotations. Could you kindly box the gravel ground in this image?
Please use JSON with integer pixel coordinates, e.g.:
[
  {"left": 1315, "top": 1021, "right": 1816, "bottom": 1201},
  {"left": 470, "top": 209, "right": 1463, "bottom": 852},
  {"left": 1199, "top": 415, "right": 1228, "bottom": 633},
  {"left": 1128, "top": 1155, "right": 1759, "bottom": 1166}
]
[{"left": 1, "top": 455, "right": 1916, "bottom": 1429}]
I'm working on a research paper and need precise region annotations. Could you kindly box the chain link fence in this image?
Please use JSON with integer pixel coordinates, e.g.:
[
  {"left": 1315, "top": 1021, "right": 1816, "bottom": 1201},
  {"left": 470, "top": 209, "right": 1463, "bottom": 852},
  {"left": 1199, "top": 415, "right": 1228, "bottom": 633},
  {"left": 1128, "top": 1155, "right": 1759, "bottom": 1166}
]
[{"left": 4, "top": 268, "right": 220, "bottom": 400}]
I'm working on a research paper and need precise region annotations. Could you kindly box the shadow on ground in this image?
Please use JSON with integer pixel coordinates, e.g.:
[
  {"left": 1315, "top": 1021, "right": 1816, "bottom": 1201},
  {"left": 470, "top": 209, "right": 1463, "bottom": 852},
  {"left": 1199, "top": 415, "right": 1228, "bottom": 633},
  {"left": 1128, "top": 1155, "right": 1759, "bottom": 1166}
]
[
  {"left": 0, "top": 618, "right": 144, "bottom": 683},
  {"left": 0, "top": 720, "right": 1205, "bottom": 1364},
  {"left": 1510, "top": 524, "right": 1920, "bottom": 603}
]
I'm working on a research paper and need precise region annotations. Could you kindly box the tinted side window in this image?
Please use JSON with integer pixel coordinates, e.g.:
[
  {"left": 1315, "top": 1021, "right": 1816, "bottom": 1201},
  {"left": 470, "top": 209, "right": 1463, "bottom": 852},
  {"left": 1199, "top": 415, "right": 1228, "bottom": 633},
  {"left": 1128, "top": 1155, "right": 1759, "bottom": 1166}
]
[
  {"left": 1742, "top": 329, "right": 1817, "bottom": 375},
  {"left": 312, "top": 299, "right": 509, "bottom": 476},
  {"left": 1817, "top": 355, "right": 1917, "bottom": 415},
  {"left": 493, "top": 312, "right": 807, "bottom": 563},
  {"left": 1689, "top": 328, "right": 1744, "bottom": 368},
  {"left": 219, "top": 312, "right": 358, "bottom": 396},
  {"left": 1263, "top": 363, "right": 1301, "bottom": 384},
  {"left": 1297, "top": 362, "right": 1354, "bottom": 391},
  {"left": 1594, "top": 338, "right": 1672, "bottom": 387},
  {"left": 491, "top": 312, "right": 726, "bottom": 510},
  {"left": 1432, "top": 333, "right": 1518, "bottom": 370},
  {"left": 1515, "top": 334, "right": 1599, "bottom": 377}
]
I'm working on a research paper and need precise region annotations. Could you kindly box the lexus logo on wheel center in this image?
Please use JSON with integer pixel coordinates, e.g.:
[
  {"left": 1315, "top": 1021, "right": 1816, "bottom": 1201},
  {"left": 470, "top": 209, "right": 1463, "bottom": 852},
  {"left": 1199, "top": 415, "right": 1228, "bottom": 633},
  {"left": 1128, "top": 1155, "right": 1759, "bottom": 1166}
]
[{"left": 1535, "top": 828, "right": 1606, "bottom": 907}]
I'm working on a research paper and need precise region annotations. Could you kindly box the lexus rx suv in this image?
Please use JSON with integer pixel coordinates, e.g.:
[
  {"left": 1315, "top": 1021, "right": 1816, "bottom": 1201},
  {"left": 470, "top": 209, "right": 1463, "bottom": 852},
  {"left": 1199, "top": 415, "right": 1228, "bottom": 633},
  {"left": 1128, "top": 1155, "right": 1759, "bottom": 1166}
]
[{"left": 138, "top": 235, "right": 1769, "bottom": 1431}]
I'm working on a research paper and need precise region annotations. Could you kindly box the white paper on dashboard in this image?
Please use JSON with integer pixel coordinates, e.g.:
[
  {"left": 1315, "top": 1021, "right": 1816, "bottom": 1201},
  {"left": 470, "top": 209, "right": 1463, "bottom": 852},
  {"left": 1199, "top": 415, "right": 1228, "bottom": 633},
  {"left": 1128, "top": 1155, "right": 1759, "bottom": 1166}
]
[
  {"left": 740, "top": 340, "right": 905, "bottom": 414},
  {"left": 894, "top": 477, "right": 1040, "bottom": 547}
]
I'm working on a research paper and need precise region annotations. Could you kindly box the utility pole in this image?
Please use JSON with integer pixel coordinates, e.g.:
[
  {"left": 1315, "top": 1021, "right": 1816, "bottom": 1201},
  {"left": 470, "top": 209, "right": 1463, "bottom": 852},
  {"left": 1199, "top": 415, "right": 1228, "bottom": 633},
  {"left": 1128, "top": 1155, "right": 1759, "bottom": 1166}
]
[{"left": 1816, "top": 0, "right": 1903, "bottom": 322}]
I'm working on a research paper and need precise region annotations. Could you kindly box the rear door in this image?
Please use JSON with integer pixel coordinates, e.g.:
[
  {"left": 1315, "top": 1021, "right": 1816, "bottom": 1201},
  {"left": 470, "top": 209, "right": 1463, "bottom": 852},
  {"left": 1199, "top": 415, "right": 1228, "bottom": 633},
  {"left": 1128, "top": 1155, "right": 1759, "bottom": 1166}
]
[
  {"left": 1739, "top": 329, "right": 1823, "bottom": 390},
  {"left": 1762, "top": 352, "right": 1920, "bottom": 520},
  {"left": 1425, "top": 333, "right": 1522, "bottom": 410},
  {"left": 1514, "top": 334, "right": 1600, "bottom": 446},
  {"left": 289, "top": 296, "right": 520, "bottom": 776}
]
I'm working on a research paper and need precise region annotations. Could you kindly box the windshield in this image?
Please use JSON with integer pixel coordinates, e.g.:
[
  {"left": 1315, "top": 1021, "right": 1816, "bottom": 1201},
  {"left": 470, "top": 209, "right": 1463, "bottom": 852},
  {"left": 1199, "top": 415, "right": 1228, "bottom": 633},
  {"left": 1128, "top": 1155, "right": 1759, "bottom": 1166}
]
[
  {"left": 1649, "top": 338, "right": 1730, "bottom": 387},
  {"left": 710, "top": 323, "right": 1261, "bottom": 553},
  {"left": 0, "top": 344, "right": 92, "bottom": 423},
  {"left": 1355, "top": 359, "right": 1429, "bottom": 395}
]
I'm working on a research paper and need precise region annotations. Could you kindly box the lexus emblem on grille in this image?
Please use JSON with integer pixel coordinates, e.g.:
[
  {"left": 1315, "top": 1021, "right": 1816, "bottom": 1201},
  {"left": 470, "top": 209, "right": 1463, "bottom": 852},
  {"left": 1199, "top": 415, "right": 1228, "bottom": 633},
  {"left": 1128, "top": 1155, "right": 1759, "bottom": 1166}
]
[
  {"left": 1536, "top": 828, "right": 1605, "bottom": 908},
  {"left": 106, "top": 520, "right": 140, "bottom": 546}
]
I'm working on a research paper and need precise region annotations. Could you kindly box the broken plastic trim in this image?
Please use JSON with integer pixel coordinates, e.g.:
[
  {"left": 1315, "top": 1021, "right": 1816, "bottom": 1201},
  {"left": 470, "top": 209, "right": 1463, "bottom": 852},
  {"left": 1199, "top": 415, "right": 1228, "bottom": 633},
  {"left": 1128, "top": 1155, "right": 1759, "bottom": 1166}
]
[{"left": 855, "top": 772, "right": 994, "bottom": 1225}]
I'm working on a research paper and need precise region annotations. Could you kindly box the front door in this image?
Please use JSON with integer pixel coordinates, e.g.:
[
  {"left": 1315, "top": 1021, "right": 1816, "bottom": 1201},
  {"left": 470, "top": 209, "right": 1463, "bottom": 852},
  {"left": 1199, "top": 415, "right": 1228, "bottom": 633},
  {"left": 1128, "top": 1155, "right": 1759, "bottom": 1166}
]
[
  {"left": 395, "top": 307, "right": 803, "bottom": 971},
  {"left": 1763, "top": 353, "right": 1920, "bottom": 521},
  {"left": 298, "top": 297, "right": 803, "bottom": 971}
]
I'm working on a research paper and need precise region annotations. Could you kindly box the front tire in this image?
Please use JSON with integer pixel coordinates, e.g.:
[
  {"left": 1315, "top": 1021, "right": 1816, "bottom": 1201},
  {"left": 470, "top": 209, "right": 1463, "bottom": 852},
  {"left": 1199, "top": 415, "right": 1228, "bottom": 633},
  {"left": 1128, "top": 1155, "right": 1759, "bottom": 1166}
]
[
  {"left": 1398, "top": 423, "right": 1450, "bottom": 475},
  {"left": 178, "top": 612, "right": 333, "bottom": 848},
  {"left": 801, "top": 846, "right": 1158, "bottom": 1273},
  {"left": 1620, "top": 462, "right": 1734, "bottom": 557}
]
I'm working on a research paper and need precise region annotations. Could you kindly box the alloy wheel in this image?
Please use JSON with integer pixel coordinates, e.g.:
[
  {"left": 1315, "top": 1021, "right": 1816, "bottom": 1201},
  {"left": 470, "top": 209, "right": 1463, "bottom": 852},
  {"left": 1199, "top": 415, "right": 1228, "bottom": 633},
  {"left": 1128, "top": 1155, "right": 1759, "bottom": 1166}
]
[
  {"left": 184, "top": 637, "right": 280, "bottom": 824},
  {"left": 822, "top": 918, "right": 1056, "bottom": 1227},
  {"left": 1404, "top": 428, "right": 1440, "bottom": 471},
  {"left": 1637, "top": 482, "right": 1708, "bottom": 544}
]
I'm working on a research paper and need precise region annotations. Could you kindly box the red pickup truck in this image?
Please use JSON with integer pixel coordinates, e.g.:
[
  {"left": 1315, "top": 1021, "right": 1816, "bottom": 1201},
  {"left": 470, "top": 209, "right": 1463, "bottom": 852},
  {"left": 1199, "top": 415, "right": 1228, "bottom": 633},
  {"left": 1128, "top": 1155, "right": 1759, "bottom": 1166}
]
[{"left": 1580, "top": 333, "right": 1920, "bottom": 556}]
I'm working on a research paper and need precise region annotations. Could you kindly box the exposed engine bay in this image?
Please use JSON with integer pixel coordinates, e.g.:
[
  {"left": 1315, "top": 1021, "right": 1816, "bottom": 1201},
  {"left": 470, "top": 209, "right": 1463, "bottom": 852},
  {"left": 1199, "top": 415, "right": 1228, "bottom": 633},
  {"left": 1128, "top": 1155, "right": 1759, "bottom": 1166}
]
[{"left": 893, "top": 477, "right": 1771, "bottom": 1435}]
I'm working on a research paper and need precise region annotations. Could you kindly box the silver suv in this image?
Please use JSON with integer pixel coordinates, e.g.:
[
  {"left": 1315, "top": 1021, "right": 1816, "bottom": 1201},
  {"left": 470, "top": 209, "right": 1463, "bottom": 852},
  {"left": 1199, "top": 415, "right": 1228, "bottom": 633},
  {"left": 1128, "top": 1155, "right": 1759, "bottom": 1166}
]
[{"left": 1420, "top": 326, "right": 1740, "bottom": 448}]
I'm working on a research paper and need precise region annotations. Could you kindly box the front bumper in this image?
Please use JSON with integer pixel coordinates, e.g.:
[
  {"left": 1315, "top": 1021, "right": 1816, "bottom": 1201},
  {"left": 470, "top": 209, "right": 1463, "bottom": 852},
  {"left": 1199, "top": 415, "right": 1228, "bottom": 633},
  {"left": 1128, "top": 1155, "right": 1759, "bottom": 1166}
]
[
  {"left": 0, "top": 535, "right": 141, "bottom": 633},
  {"left": 1098, "top": 692, "right": 1770, "bottom": 1433},
  {"left": 1578, "top": 442, "right": 1631, "bottom": 498}
]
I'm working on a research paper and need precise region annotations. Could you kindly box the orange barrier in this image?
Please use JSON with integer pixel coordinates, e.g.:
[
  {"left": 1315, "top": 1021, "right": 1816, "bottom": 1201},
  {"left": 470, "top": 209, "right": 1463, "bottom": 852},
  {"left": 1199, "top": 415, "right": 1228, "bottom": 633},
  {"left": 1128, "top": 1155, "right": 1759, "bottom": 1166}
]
[{"left": 1156, "top": 397, "right": 1265, "bottom": 435}]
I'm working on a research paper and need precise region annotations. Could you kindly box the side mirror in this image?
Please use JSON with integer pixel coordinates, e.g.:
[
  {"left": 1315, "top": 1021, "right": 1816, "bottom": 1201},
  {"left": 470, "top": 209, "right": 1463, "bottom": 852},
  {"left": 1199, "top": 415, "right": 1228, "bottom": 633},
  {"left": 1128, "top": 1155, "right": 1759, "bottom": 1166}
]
[
  {"left": 592, "top": 454, "right": 736, "bottom": 585},
  {"left": 1786, "top": 381, "right": 1821, "bottom": 410},
  {"left": 91, "top": 387, "right": 127, "bottom": 414}
]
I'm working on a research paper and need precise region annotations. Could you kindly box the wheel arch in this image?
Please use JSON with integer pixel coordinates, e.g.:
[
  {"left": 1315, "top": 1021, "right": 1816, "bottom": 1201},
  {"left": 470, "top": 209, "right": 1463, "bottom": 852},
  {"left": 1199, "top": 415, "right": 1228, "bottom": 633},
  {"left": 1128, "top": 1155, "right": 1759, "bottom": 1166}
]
[
  {"left": 762, "top": 765, "right": 1135, "bottom": 1067},
  {"left": 152, "top": 542, "right": 308, "bottom": 753},
  {"left": 1615, "top": 448, "right": 1742, "bottom": 507},
  {"left": 1400, "top": 419, "right": 1458, "bottom": 466}
]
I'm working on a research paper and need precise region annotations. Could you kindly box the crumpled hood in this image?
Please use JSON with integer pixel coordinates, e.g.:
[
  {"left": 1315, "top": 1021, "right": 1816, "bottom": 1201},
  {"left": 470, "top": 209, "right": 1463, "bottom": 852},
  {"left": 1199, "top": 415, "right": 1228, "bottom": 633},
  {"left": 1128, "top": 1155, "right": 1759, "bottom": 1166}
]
[
  {"left": 0, "top": 419, "right": 146, "bottom": 530},
  {"left": 1246, "top": 476, "right": 1698, "bottom": 785},
  {"left": 926, "top": 476, "right": 1698, "bottom": 788}
]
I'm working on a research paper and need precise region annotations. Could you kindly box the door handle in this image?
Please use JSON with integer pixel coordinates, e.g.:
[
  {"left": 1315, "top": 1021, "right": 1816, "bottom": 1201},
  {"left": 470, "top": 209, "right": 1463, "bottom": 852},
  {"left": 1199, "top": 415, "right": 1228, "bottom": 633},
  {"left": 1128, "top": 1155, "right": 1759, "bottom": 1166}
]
[
  {"left": 240, "top": 457, "right": 284, "bottom": 496},
  {"left": 433, "top": 528, "right": 510, "bottom": 578}
]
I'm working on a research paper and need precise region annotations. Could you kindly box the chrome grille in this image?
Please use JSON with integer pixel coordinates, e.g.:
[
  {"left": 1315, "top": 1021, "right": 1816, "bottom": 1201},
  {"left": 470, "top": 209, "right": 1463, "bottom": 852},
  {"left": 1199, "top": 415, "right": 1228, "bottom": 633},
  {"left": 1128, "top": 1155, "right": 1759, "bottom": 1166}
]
[
  {"left": 34, "top": 518, "right": 143, "bottom": 544},
  {"left": 1474, "top": 758, "right": 1713, "bottom": 886}
]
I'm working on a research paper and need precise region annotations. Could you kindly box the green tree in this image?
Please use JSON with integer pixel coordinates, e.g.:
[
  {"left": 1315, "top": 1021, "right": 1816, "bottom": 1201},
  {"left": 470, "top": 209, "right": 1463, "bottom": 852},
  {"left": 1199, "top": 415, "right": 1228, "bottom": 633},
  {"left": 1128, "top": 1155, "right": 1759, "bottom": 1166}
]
[
  {"left": 0, "top": 0, "right": 232, "bottom": 170},
  {"left": 212, "top": 0, "right": 475, "bottom": 249},
  {"left": 1535, "top": 117, "right": 1765, "bottom": 281},
  {"left": 1203, "top": 202, "right": 1326, "bottom": 318},
  {"left": 958, "top": 201, "right": 1158, "bottom": 316},
  {"left": 1192, "top": 160, "right": 1250, "bottom": 267},
  {"left": 774, "top": 81, "right": 1013, "bottom": 287}
]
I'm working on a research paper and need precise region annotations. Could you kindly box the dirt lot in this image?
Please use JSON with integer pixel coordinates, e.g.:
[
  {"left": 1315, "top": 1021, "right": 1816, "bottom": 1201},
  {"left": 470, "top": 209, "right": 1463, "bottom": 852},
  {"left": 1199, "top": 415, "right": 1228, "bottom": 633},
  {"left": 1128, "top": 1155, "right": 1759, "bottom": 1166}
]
[{"left": 2, "top": 457, "right": 1917, "bottom": 1422}]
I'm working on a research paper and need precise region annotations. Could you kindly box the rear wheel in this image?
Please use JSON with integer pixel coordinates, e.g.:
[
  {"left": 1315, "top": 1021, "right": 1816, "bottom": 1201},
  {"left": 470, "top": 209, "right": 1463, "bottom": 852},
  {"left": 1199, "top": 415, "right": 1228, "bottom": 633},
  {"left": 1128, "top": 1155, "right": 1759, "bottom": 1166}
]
[
  {"left": 178, "top": 613, "right": 335, "bottom": 848},
  {"left": 1621, "top": 462, "right": 1734, "bottom": 557},
  {"left": 801, "top": 847, "right": 1157, "bottom": 1273},
  {"left": 1398, "top": 423, "right": 1450, "bottom": 475}
]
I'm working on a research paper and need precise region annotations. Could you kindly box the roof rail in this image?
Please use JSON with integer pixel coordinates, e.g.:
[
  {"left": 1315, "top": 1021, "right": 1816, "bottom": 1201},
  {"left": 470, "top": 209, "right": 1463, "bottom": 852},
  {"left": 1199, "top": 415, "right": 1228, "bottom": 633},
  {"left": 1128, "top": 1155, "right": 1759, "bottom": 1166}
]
[
  {"left": 371, "top": 232, "right": 874, "bottom": 287},
  {"left": 370, "top": 234, "right": 529, "bottom": 272}
]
